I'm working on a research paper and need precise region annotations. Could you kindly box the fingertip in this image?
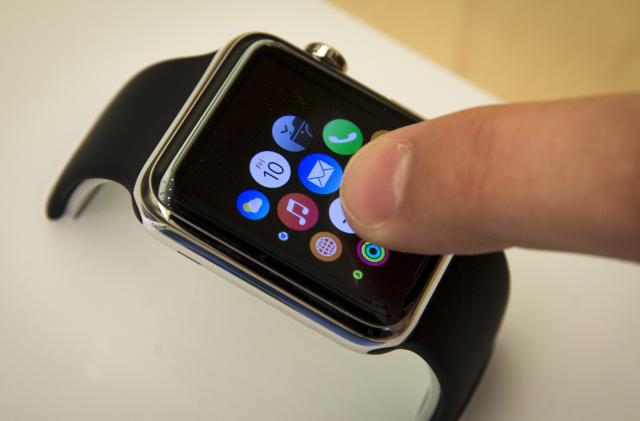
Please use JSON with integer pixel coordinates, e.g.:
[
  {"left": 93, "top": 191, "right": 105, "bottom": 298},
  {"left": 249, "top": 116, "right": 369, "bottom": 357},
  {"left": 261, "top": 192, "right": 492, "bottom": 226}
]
[{"left": 341, "top": 136, "right": 412, "bottom": 233}]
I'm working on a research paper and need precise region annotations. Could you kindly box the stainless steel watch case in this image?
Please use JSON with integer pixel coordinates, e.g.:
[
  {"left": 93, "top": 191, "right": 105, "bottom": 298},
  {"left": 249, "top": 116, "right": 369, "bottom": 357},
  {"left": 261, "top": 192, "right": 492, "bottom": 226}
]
[{"left": 133, "top": 32, "right": 452, "bottom": 355}]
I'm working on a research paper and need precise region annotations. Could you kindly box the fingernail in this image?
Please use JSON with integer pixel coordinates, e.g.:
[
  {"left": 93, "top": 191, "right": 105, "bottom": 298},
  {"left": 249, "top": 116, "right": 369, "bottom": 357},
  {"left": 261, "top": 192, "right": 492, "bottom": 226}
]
[{"left": 341, "top": 139, "right": 412, "bottom": 229}]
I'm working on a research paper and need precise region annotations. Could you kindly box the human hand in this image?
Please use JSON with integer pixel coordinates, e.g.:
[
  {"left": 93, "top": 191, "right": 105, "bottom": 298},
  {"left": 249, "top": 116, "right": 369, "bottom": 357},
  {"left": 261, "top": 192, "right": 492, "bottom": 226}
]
[{"left": 340, "top": 94, "right": 640, "bottom": 261}]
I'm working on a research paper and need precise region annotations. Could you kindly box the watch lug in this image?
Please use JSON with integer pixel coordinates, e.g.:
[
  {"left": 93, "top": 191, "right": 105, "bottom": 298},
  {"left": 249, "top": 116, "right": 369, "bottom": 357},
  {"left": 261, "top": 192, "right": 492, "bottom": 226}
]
[{"left": 305, "top": 42, "right": 347, "bottom": 73}]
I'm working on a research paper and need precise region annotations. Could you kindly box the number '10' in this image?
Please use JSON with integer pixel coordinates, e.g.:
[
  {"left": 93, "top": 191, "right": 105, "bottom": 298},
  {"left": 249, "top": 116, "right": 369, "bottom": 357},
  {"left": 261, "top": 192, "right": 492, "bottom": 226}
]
[{"left": 263, "top": 161, "right": 284, "bottom": 180}]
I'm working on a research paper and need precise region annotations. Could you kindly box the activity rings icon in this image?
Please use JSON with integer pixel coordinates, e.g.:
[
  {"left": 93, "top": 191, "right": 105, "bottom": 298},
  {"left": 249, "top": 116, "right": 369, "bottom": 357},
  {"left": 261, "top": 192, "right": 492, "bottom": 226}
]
[{"left": 356, "top": 240, "right": 389, "bottom": 267}]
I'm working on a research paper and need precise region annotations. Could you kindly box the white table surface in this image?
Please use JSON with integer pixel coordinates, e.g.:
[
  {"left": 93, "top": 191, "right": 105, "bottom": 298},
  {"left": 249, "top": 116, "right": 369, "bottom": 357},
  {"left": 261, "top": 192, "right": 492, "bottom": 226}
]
[{"left": 2, "top": 1, "right": 639, "bottom": 420}]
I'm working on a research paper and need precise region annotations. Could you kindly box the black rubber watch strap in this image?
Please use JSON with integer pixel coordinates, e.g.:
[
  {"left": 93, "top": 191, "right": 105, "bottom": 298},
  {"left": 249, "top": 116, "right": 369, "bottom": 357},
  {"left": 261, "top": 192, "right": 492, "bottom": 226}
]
[
  {"left": 397, "top": 252, "right": 509, "bottom": 421},
  {"left": 46, "top": 52, "right": 214, "bottom": 220}
]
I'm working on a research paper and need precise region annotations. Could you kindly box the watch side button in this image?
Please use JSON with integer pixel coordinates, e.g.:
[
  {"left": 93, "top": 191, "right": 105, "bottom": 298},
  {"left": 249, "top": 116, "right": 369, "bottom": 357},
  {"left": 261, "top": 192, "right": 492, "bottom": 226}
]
[{"left": 177, "top": 250, "right": 201, "bottom": 266}]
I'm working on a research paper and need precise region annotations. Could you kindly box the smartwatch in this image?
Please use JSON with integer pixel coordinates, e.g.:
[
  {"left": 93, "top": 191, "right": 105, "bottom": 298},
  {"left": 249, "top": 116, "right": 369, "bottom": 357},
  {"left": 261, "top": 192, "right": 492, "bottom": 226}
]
[{"left": 47, "top": 33, "right": 509, "bottom": 421}]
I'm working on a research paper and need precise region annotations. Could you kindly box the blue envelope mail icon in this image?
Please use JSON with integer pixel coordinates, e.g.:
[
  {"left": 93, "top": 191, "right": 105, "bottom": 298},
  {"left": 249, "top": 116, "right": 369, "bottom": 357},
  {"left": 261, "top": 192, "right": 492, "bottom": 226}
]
[
  {"left": 307, "top": 159, "right": 334, "bottom": 188},
  {"left": 299, "top": 153, "right": 343, "bottom": 194}
]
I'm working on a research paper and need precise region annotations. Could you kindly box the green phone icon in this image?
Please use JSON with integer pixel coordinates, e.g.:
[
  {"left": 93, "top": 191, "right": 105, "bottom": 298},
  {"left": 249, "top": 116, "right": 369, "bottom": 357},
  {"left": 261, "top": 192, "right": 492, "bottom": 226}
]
[{"left": 322, "top": 119, "right": 363, "bottom": 155}]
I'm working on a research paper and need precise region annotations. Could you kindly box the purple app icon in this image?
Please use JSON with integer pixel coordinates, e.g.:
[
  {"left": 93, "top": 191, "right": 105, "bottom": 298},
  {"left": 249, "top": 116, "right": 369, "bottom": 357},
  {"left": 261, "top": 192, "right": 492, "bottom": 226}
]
[{"left": 272, "top": 115, "right": 313, "bottom": 152}]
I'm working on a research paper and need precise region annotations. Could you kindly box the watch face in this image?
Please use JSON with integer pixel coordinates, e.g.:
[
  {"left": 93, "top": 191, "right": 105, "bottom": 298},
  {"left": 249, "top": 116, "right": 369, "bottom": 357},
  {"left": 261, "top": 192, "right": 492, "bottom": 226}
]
[{"left": 158, "top": 41, "right": 439, "bottom": 326}]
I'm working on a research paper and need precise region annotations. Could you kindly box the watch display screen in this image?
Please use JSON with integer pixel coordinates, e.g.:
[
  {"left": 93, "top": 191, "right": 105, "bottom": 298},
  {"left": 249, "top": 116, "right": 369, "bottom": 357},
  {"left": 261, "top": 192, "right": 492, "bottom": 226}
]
[{"left": 162, "top": 43, "right": 438, "bottom": 325}]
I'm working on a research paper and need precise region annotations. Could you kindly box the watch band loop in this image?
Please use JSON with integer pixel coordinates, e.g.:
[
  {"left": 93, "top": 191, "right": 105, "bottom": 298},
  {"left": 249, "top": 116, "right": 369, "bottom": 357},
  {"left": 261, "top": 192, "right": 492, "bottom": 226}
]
[
  {"left": 46, "top": 52, "right": 214, "bottom": 220},
  {"left": 396, "top": 252, "right": 509, "bottom": 421}
]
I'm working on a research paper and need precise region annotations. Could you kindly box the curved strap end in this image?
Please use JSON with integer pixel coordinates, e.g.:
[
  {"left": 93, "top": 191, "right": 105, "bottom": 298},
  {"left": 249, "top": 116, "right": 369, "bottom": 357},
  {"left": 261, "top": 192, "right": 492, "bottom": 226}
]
[{"left": 46, "top": 178, "right": 108, "bottom": 220}]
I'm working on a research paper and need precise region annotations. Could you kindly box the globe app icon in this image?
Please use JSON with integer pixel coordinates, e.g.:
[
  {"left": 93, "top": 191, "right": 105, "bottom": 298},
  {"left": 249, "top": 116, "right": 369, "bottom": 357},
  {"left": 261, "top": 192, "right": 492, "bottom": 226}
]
[
  {"left": 310, "top": 232, "right": 342, "bottom": 262},
  {"left": 272, "top": 115, "right": 313, "bottom": 152}
]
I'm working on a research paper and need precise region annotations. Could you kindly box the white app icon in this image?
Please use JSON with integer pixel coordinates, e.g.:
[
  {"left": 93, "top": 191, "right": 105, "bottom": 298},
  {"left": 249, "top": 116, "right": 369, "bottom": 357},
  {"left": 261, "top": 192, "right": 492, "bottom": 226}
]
[
  {"left": 329, "top": 197, "right": 354, "bottom": 234},
  {"left": 249, "top": 151, "right": 291, "bottom": 188},
  {"left": 307, "top": 159, "right": 334, "bottom": 188},
  {"left": 242, "top": 198, "right": 263, "bottom": 213}
]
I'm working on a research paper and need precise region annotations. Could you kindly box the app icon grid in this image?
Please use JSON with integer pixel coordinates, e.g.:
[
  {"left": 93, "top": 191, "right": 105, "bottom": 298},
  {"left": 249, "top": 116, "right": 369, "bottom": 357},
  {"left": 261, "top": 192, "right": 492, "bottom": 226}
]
[{"left": 238, "top": 115, "right": 387, "bottom": 268}]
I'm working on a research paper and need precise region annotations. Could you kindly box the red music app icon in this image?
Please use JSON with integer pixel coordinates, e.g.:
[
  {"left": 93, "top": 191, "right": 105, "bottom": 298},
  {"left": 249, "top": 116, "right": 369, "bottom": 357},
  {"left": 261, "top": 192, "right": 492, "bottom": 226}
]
[{"left": 277, "top": 193, "right": 319, "bottom": 231}]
